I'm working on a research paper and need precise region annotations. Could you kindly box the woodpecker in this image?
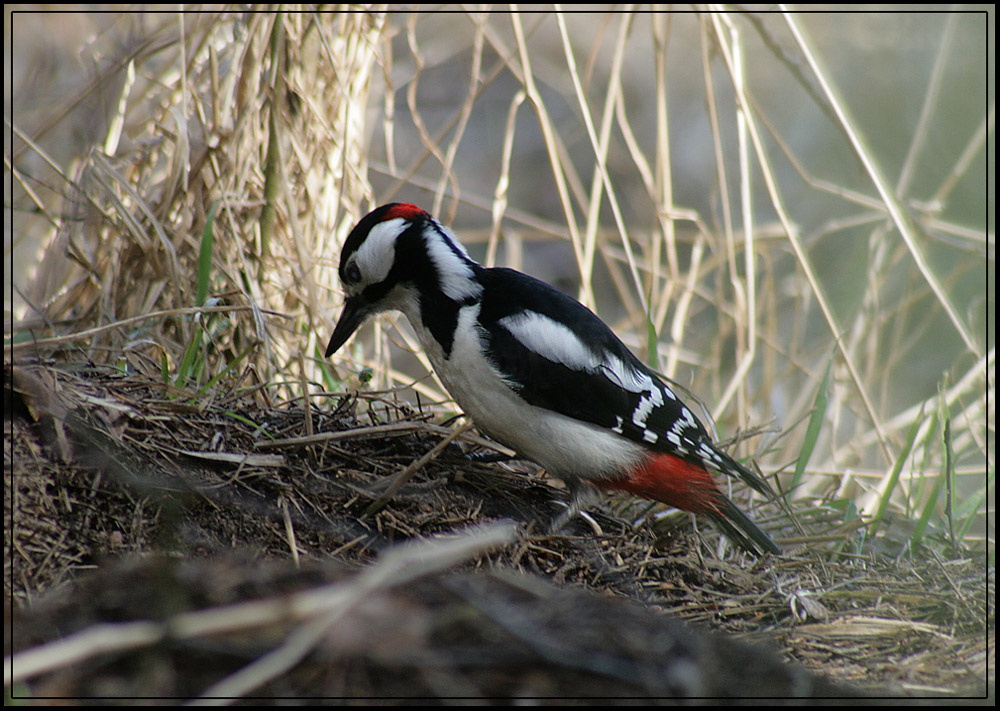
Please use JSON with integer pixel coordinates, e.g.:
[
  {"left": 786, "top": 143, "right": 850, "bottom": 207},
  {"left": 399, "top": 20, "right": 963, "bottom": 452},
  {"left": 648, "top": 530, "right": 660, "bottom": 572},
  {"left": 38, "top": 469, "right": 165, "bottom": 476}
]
[{"left": 326, "top": 203, "right": 780, "bottom": 555}]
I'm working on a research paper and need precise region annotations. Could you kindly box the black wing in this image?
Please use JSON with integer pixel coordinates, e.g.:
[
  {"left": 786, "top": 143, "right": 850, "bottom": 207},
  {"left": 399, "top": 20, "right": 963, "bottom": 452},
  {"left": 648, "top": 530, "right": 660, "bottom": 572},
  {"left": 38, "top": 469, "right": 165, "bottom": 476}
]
[
  {"left": 476, "top": 268, "right": 713, "bottom": 459},
  {"left": 476, "top": 266, "right": 776, "bottom": 516}
]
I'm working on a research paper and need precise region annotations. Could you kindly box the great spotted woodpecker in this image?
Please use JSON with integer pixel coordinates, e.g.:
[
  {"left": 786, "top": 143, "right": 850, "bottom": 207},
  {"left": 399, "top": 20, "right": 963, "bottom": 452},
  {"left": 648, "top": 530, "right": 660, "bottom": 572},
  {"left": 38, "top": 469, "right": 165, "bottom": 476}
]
[{"left": 326, "top": 203, "right": 780, "bottom": 555}]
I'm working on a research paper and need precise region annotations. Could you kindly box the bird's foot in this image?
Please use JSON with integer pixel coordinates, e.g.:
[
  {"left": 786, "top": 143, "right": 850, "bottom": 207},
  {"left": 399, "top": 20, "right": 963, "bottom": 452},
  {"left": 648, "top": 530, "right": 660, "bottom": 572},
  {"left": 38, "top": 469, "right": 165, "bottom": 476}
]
[{"left": 548, "top": 483, "right": 604, "bottom": 536}]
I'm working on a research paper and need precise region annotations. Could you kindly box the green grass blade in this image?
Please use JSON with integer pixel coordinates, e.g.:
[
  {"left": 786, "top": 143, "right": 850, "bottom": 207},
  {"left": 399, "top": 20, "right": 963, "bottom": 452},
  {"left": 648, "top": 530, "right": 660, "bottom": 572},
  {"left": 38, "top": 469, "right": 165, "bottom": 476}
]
[
  {"left": 175, "top": 328, "right": 204, "bottom": 387},
  {"left": 195, "top": 343, "right": 254, "bottom": 396},
  {"left": 912, "top": 473, "right": 942, "bottom": 546},
  {"left": 196, "top": 201, "right": 219, "bottom": 307},
  {"left": 870, "top": 405, "right": 924, "bottom": 537},
  {"left": 225, "top": 411, "right": 276, "bottom": 440},
  {"left": 952, "top": 466, "right": 990, "bottom": 545},
  {"left": 646, "top": 309, "right": 659, "bottom": 371},
  {"left": 791, "top": 355, "right": 832, "bottom": 491}
]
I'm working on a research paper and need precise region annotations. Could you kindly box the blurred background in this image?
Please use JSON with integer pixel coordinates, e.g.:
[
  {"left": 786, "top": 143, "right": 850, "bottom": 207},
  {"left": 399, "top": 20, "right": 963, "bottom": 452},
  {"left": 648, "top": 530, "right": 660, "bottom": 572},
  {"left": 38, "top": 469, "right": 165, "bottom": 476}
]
[{"left": 6, "top": 6, "right": 993, "bottom": 554}]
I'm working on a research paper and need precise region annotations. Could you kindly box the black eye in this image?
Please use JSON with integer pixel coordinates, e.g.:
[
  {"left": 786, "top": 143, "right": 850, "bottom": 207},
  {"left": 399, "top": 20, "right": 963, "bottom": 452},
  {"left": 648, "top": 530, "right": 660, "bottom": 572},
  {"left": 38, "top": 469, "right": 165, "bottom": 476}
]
[{"left": 344, "top": 262, "right": 362, "bottom": 284}]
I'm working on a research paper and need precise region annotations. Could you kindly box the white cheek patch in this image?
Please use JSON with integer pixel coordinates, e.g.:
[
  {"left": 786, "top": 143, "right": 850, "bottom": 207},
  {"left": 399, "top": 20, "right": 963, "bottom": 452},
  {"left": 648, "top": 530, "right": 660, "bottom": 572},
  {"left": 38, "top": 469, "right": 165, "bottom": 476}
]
[
  {"left": 498, "top": 311, "right": 600, "bottom": 371},
  {"left": 352, "top": 218, "right": 405, "bottom": 287}
]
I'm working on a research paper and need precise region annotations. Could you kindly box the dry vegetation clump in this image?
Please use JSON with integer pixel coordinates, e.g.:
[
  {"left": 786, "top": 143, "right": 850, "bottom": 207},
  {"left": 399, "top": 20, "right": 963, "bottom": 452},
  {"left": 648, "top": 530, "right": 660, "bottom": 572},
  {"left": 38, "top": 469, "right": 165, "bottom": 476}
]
[{"left": 6, "top": 8, "right": 992, "bottom": 702}]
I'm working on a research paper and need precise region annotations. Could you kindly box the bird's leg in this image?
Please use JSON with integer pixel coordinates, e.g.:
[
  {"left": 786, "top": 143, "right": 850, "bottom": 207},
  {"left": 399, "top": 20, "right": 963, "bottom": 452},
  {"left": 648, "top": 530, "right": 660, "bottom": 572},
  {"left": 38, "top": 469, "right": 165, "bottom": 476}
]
[{"left": 549, "top": 480, "right": 604, "bottom": 535}]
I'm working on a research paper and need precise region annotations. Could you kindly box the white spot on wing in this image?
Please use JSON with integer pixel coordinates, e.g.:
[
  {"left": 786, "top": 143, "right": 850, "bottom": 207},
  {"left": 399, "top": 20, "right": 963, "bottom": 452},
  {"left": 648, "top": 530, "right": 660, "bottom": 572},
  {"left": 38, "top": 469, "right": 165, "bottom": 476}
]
[
  {"left": 632, "top": 388, "right": 663, "bottom": 430},
  {"left": 601, "top": 355, "right": 650, "bottom": 393}
]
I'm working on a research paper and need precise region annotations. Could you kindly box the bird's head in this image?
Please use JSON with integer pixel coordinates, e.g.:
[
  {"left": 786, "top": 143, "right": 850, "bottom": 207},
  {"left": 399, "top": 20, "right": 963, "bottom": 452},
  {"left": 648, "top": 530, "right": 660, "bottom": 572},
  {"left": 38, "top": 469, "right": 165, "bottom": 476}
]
[{"left": 325, "top": 203, "right": 482, "bottom": 357}]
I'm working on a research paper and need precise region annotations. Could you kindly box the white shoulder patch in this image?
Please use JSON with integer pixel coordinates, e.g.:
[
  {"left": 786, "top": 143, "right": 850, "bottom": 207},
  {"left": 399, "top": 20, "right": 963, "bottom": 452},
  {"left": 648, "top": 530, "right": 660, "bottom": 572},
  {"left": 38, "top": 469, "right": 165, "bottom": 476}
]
[
  {"left": 498, "top": 311, "right": 600, "bottom": 371},
  {"left": 424, "top": 224, "right": 482, "bottom": 302},
  {"left": 437, "top": 223, "right": 474, "bottom": 259}
]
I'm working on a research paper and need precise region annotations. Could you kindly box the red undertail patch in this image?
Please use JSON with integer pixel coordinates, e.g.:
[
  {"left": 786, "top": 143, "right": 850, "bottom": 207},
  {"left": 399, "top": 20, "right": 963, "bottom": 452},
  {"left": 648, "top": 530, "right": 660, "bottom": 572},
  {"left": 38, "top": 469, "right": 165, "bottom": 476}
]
[{"left": 600, "top": 453, "right": 722, "bottom": 515}]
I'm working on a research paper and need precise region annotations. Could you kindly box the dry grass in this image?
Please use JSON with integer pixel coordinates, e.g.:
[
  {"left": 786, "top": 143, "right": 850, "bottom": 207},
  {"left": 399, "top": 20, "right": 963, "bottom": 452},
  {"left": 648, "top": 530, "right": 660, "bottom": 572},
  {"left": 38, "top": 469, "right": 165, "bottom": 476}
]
[
  {"left": 5, "top": 363, "right": 990, "bottom": 699},
  {"left": 5, "top": 6, "right": 993, "bottom": 701}
]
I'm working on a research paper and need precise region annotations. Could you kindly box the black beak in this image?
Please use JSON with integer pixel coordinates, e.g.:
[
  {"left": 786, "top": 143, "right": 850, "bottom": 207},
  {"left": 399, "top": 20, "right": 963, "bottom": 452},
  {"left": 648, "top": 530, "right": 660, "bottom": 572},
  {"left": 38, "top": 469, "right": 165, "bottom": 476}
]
[{"left": 325, "top": 294, "right": 372, "bottom": 357}]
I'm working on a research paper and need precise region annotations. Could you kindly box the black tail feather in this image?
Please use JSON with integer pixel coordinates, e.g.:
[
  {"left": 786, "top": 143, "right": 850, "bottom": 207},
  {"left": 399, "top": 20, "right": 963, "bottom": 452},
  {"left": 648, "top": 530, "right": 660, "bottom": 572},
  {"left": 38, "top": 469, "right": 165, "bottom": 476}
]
[
  {"left": 715, "top": 448, "right": 776, "bottom": 500},
  {"left": 706, "top": 495, "right": 781, "bottom": 556}
]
